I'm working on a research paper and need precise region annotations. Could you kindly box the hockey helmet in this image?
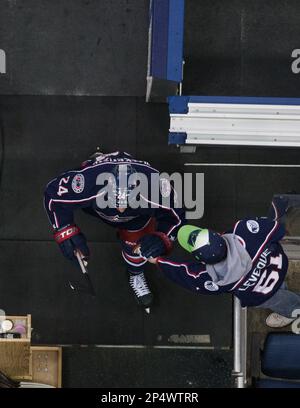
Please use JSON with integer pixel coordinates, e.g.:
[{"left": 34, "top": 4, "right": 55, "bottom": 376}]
[
  {"left": 110, "top": 163, "right": 138, "bottom": 208},
  {"left": 178, "top": 225, "right": 227, "bottom": 264}
]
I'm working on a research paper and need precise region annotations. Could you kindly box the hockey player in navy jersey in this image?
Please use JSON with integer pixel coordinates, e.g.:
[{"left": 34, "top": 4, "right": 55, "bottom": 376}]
[
  {"left": 147, "top": 212, "right": 300, "bottom": 328},
  {"left": 44, "top": 151, "right": 184, "bottom": 310}
]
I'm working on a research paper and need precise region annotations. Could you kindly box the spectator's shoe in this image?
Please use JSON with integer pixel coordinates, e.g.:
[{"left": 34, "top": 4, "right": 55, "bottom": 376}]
[{"left": 266, "top": 312, "right": 295, "bottom": 328}]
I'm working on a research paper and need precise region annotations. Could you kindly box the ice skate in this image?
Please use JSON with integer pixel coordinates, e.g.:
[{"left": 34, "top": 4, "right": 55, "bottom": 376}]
[{"left": 128, "top": 272, "right": 153, "bottom": 311}]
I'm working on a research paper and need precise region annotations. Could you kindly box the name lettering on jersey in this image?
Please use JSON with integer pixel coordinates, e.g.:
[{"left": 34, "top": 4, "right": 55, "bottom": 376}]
[
  {"left": 94, "top": 157, "right": 150, "bottom": 166},
  {"left": 57, "top": 176, "right": 70, "bottom": 197},
  {"left": 238, "top": 248, "right": 272, "bottom": 291}
]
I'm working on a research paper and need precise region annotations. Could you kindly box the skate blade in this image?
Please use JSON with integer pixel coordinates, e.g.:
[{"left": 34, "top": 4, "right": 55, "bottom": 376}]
[{"left": 69, "top": 281, "right": 75, "bottom": 290}]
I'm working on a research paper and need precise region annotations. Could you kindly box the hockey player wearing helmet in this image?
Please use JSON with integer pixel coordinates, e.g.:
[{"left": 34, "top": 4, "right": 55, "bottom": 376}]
[{"left": 44, "top": 151, "right": 185, "bottom": 311}]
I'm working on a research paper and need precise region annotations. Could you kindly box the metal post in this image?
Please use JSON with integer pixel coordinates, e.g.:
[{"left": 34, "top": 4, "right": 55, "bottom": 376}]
[
  {"left": 241, "top": 305, "right": 248, "bottom": 387},
  {"left": 232, "top": 296, "right": 247, "bottom": 388},
  {"left": 178, "top": 60, "right": 185, "bottom": 96},
  {"left": 0, "top": 49, "right": 6, "bottom": 74}
]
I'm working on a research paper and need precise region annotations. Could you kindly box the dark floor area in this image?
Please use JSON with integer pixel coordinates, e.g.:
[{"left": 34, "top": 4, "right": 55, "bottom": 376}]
[
  {"left": 0, "top": 0, "right": 149, "bottom": 96},
  {"left": 62, "top": 347, "right": 233, "bottom": 388},
  {"left": 184, "top": 0, "right": 300, "bottom": 97}
]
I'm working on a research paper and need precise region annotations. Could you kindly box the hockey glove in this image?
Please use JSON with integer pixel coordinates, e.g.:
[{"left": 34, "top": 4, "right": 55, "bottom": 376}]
[
  {"left": 53, "top": 225, "right": 90, "bottom": 261},
  {"left": 137, "top": 232, "right": 173, "bottom": 259}
]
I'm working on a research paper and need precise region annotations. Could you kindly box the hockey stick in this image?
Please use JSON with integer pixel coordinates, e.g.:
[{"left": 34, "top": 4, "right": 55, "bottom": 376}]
[{"left": 68, "top": 251, "right": 96, "bottom": 297}]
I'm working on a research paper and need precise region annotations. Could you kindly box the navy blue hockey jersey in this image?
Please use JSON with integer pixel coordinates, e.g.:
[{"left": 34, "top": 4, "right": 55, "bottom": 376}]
[
  {"left": 44, "top": 152, "right": 184, "bottom": 238},
  {"left": 157, "top": 218, "right": 288, "bottom": 307}
]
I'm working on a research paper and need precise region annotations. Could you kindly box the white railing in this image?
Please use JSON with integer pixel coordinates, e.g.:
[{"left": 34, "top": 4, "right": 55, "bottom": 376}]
[{"left": 170, "top": 102, "right": 300, "bottom": 147}]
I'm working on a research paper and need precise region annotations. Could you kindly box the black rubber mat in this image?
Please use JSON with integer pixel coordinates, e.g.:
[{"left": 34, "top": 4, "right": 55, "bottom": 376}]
[
  {"left": 62, "top": 347, "right": 233, "bottom": 388},
  {"left": 0, "top": 0, "right": 149, "bottom": 96},
  {"left": 184, "top": 0, "right": 300, "bottom": 97}
]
